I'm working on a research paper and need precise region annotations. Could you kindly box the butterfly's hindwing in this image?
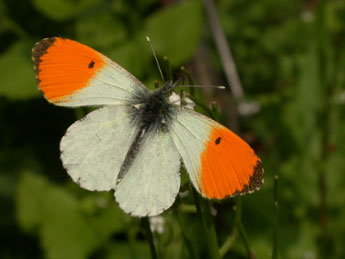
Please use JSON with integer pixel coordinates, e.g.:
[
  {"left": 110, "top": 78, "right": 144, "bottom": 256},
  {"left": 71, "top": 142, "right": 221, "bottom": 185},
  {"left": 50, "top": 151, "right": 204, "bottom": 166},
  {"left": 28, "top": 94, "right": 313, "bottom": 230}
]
[
  {"left": 115, "top": 127, "right": 181, "bottom": 217},
  {"left": 60, "top": 105, "right": 140, "bottom": 191}
]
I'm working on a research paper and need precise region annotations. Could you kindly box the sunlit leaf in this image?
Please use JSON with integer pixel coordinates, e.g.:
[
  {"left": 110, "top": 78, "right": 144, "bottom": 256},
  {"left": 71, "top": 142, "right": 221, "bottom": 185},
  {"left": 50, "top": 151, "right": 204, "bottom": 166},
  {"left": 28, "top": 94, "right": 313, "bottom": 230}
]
[
  {"left": 146, "top": 0, "right": 202, "bottom": 66},
  {"left": 75, "top": 12, "right": 127, "bottom": 50},
  {"left": 32, "top": 0, "right": 102, "bottom": 21}
]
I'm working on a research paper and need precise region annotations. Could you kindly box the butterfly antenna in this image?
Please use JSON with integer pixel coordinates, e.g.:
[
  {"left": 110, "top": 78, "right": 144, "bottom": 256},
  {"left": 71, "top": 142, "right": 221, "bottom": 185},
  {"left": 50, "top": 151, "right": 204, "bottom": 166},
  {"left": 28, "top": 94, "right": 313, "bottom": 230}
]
[
  {"left": 181, "top": 84, "right": 226, "bottom": 89},
  {"left": 146, "top": 36, "right": 165, "bottom": 82}
]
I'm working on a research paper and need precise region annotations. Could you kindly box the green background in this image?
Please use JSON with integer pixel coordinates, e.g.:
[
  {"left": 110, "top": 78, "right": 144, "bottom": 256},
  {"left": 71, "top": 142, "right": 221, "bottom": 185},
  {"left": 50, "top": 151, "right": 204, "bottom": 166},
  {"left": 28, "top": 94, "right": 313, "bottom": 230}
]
[{"left": 1, "top": 0, "right": 345, "bottom": 258}]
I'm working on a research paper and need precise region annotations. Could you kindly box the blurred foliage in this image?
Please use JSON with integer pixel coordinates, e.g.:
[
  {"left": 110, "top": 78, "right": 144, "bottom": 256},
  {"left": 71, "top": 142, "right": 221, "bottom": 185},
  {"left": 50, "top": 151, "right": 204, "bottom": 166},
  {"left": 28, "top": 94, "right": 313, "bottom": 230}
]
[{"left": 1, "top": 0, "right": 345, "bottom": 258}]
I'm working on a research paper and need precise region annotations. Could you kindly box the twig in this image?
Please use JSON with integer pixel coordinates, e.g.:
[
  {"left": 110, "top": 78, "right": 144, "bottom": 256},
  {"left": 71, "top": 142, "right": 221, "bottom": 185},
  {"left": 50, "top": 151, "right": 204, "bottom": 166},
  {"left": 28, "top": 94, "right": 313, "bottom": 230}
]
[
  {"left": 219, "top": 199, "right": 241, "bottom": 257},
  {"left": 315, "top": 0, "right": 332, "bottom": 255},
  {"left": 219, "top": 228, "right": 237, "bottom": 257},
  {"left": 203, "top": 0, "right": 244, "bottom": 100},
  {"left": 203, "top": 3, "right": 257, "bottom": 257},
  {"left": 192, "top": 188, "right": 221, "bottom": 259},
  {"left": 141, "top": 217, "right": 158, "bottom": 259},
  {"left": 163, "top": 56, "right": 173, "bottom": 82},
  {"left": 174, "top": 197, "right": 196, "bottom": 259},
  {"left": 238, "top": 221, "right": 255, "bottom": 259}
]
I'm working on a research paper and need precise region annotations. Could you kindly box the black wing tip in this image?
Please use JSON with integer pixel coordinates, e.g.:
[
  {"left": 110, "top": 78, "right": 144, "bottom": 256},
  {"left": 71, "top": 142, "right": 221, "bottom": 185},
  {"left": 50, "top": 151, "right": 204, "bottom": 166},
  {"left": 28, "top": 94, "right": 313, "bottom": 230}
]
[
  {"left": 237, "top": 159, "right": 264, "bottom": 196},
  {"left": 220, "top": 160, "right": 264, "bottom": 199},
  {"left": 32, "top": 37, "right": 57, "bottom": 75},
  {"left": 248, "top": 159, "right": 264, "bottom": 190}
]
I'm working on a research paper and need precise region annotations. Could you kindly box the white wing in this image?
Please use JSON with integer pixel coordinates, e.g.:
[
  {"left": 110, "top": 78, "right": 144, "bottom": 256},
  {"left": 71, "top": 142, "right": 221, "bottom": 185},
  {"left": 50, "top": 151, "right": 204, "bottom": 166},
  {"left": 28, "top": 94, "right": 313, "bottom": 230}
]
[
  {"left": 62, "top": 53, "right": 148, "bottom": 107},
  {"left": 115, "top": 128, "right": 181, "bottom": 217},
  {"left": 60, "top": 106, "right": 140, "bottom": 191}
]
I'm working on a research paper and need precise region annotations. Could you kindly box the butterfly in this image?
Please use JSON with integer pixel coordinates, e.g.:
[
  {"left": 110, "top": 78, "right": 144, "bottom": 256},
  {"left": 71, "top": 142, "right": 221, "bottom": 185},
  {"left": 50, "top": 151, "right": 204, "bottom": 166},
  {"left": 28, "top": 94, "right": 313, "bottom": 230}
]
[{"left": 32, "top": 37, "right": 264, "bottom": 217}]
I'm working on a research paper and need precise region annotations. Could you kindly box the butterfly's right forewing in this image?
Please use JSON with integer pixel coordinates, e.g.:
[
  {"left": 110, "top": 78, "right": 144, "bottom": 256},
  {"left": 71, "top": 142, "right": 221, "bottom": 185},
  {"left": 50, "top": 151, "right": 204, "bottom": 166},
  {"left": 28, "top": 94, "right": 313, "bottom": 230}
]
[{"left": 32, "top": 37, "right": 148, "bottom": 107}]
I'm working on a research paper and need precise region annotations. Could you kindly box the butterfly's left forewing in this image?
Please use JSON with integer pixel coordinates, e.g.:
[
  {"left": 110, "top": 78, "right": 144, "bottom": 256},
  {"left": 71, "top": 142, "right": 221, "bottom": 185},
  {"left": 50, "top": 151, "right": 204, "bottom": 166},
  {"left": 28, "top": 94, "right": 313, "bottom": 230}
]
[{"left": 168, "top": 107, "right": 264, "bottom": 199}]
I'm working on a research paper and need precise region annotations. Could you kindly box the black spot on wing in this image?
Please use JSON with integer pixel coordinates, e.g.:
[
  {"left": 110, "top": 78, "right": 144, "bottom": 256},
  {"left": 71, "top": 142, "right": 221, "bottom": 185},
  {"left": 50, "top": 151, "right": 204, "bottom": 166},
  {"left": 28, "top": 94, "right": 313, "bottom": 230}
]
[
  {"left": 215, "top": 137, "right": 222, "bottom": 145},
  {"left": 88, "top": 60, "right": 95, "bottom": 68}
]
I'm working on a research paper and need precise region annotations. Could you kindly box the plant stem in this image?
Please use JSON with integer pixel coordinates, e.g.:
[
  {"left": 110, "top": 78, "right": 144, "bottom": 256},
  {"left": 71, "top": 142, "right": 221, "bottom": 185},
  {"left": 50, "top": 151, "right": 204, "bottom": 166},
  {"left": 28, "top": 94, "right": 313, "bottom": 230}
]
[
  {"left": 219, "top": 228, "right": 237, "bottom": 257},
  {"left": 163, "top": 56, "right": 172, "bottom": 82},
  {"left": 315, "top": 0, "right": 332, "bottom": 255},
  {"left": 203, "top": 0, "right": 244, "bottom": 100},
  {"left": 232, "top": 198, "right": 254, "bottom": 259},
  {"left": 174, "top": 197, "right": 196, "bottom": 259},
  {"left": 219, "top": 198, "right": 241, "bottom": 257},
  {"left": 187, "top": 95, "right": 215, "bottom": 118},
  {"left": 238, "top": 221, "right": 255, "bottom": 259},
  {"left": 272, "top": 175, "right": 279, "bottom": 259},
  {"left": 192, "top": 188, "right": 221, "bottom": 259},
  {"left": 180, "top": 66, "right": 195, "bottom": 96},
  {"left": 141, "top": 217, "right": 158, "bottom": 259}
]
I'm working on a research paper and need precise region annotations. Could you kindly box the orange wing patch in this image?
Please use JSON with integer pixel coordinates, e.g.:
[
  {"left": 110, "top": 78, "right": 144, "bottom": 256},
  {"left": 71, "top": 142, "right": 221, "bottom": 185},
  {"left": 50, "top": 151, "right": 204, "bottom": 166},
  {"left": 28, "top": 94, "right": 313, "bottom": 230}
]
[
  {"left": 32, "top": 37, "right": 105, "bottom": 102},
  {"left": 200, "top": 127, "right": 264, "bottom": 199}
]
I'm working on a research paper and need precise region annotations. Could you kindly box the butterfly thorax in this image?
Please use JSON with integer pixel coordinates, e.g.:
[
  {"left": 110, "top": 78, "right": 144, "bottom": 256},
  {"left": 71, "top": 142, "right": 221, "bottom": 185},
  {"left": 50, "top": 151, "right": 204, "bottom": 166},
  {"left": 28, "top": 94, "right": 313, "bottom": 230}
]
[{"left": 135, "top": 82, "right": 175, "bottom": 132}]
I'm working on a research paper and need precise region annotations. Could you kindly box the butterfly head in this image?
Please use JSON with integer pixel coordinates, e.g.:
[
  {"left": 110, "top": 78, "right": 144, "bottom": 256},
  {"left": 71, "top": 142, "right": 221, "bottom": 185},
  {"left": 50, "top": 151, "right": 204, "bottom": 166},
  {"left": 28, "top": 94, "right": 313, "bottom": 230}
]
[{"left": 158, "top": 81, "right": 177, "bottom": 96}]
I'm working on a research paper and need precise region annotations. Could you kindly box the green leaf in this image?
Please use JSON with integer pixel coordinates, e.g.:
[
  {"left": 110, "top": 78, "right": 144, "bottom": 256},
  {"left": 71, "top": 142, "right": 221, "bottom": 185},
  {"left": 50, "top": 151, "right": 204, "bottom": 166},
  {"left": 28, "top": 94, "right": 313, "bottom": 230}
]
[
  {"left": 0, "top": 41, "right": 38, "bottom": 100},
  {"left": 80, "top": 193, "right": 128, "bottom": 239},
  {"left": 283, "top": 42, "right": 323, "bottom": 155},
  {"left": 16, "top": 172, "right": 128, "bottom": 259},
  {"left": 105, "top": 241, "right": 150, "bottom": 259},
  {"left": 0, "top": 2, "right": 9, "bottom": 33},
  {"left": 75, "top": 12, "right": 127, "bottom": 50},
  {"left": 106, "top": 36, "right": 152, "bottom": 80},
  {"left": 39, "top": 187, "right": 99, "bottom": 259},
  {"left": 285, "top": 221, "right": 318, "bottom": 259},
  {"left": 146, "top": 0, "right": 202, "bottom": 66},
  {"left": 16, "top": 172, "right": 47, "bottom": 232},
  {"left": 32, "top": 0, "right": 102, "bottom": 21}
]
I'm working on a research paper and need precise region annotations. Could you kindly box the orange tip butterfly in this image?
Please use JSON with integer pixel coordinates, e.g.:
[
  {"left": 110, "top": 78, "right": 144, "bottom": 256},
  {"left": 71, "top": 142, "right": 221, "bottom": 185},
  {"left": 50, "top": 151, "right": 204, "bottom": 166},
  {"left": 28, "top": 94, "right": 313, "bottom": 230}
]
[{"left": 32, "top": 37, "right": 264, "bottom": 217}]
